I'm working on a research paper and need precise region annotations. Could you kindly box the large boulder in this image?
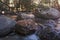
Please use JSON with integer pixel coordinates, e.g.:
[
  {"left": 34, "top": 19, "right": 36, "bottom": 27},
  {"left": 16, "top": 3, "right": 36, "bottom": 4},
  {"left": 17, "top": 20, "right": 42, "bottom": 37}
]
[
  {"left": 34, "top": 7, "right": 60, "bottom": 19},
  {"left": 15, "top": 19, "right": 39, "bottom": 35},
  {"left": 0, "top": 15, "right": 16, "bottom": 37}
]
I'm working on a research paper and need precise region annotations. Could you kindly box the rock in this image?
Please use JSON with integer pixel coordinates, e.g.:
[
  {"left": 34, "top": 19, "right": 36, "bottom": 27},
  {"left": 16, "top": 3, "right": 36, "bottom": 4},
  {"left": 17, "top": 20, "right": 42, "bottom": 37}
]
[
  {"left": 36, "top": 23, "right": 60, "bottom": 40},
  {"left": 37, "top": 26, "right": 55, "bottom": 40},
  {"left": 0, "top": 34, "right": 21, "bottom": 40},
  {"left": 15, "top": 19, "right": 38, "bottom": 35},
  {"left": 22, "top": 34, "right": 40, "bottom": 40},
  {"left": 35, "top": 19, "right": 57, "bottom": 37},
  {"left": 21, "top": 13, "right": 35, "bottom": 19},
  {"left": 35, "top": 18, "right": 57, "bottom": 28},
  {"left": 34, "top": 7, "right": 60, "bottom": 19},
  {"left": 0, "top": 33, "right": 40, "bottom": 40},
  {"left": 17, "top": 13, "right": 35, "bottom": 21},
  {"left": 43, "top": 20, "right": 57, "bottom": 28},
  {"left": 0, "top": 15, "right": 16, "bottom": 37}
]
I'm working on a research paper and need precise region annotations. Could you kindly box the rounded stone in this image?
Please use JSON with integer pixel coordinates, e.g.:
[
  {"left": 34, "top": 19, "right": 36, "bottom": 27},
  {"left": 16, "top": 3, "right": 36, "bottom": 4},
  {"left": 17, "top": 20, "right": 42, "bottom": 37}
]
[
  {"left": 34, "top": 7, "right": 60, "bottom": 19},
  {"left": 0, "top": 15, "right": 16, "bottom": 37},
  {"left": 15, "top": 19, "right": 38, "bottom": 35},
  {"left": 17, "top": 13, "right": 35, "bottom": 21}
]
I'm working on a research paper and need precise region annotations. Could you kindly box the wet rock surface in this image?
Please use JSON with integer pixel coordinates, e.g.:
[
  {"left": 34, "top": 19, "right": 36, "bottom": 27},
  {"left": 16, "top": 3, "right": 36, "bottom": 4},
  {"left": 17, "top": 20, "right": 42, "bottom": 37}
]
[
  {"left": 34, "top": 7, "right": 60, "bottom": 19},
  {"left": 36, "top": 21, "right": 60, "bottom": 40},
  {"left": 17, "top": 13, "right": 35, "bottom": 21},
  {"left": 0, "top": 32, "right": 40, "bottom": 40},
  {"left": 0, "top": 15, "right": 16, "bottom": 37},
  {"left": 35, "top": 18, "right": 57, "bottom": 27},
  {"left": 38, "top": 27, "right": 60, "bottom": 40},
  {"left": 15, "top": 19, "right": 39, "bottom": 35},
  {"left": 35, "top": 17, "right": 60, "bottom": 40}
]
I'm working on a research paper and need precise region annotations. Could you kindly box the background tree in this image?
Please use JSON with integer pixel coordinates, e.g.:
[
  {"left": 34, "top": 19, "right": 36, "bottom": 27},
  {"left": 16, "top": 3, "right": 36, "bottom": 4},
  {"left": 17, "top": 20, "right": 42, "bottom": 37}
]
[
  {"left": 0, "top": 0, "right": 10, "bottom": 11},
  {"left": 20, "top": 0, "right": 37, "bottom": 12}
]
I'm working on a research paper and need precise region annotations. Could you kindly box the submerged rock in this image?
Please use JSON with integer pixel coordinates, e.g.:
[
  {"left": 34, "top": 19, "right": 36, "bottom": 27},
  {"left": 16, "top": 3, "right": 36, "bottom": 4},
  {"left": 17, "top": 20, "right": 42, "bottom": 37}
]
[{"left": 0, "top": 15, "right": 16, "bottom": 37}]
